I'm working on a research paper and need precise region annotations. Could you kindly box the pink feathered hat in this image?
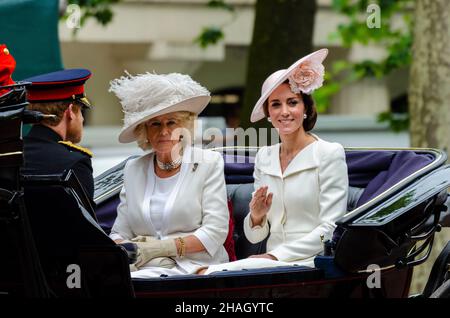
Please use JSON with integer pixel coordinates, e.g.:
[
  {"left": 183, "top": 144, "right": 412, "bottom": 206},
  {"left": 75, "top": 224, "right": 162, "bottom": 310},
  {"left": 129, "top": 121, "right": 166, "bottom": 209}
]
[{"left": 250, "top": 48, "right": 328, "bottom": 123}]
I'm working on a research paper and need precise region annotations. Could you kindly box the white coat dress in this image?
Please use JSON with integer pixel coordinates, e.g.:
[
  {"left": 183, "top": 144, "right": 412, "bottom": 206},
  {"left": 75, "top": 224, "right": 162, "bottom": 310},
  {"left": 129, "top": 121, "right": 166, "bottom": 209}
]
[
  {"left": 204, "top": 134, "right": 348, "bottom": 274},
  {"left": 110, "top": 146, "right": 230, "bottom": 277}
]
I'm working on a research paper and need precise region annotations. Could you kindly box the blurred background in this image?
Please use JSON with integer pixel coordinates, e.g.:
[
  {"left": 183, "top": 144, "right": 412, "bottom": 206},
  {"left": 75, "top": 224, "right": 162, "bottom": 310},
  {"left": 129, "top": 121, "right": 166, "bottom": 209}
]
[
  {"left": 1, "top": 0, "right": 414, "bottom": 175},
  {"left": 2, "top": 0, "right": 449, "bottom": 295}
]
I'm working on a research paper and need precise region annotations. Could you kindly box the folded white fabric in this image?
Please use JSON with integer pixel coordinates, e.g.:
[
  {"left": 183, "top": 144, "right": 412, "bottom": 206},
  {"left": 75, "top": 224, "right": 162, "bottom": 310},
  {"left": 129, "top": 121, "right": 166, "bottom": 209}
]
[{"left": 204, "top": 258, "right": 292, "bottom": 275}]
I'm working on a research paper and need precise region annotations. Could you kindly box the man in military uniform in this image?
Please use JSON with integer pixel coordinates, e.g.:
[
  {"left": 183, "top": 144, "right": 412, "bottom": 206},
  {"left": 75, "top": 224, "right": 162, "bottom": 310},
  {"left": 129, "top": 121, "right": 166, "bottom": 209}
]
[{"left": 22, "top": 69, "right": 95, "bottom": 202}]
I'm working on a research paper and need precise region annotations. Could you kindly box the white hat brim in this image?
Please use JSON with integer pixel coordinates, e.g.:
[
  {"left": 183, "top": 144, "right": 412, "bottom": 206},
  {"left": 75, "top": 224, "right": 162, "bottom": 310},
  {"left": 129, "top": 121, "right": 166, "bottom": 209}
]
[
  {"left": 250, "top": 48, "right": 328, "bottom": 123},
  {"left": 118, "top": 95, "right": 211, "bottom": 143}
]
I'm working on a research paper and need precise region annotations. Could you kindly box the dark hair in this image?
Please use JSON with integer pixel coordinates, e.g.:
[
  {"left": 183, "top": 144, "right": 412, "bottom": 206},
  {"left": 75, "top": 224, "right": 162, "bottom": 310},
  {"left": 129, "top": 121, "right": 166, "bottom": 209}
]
[{"left": 263, "top": 80, "right": 317, "bottom": 131}]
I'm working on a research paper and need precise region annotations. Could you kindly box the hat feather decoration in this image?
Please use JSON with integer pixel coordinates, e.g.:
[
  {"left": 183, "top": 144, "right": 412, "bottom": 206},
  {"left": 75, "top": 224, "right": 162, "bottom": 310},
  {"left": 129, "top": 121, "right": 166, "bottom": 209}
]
[
  {"left": 110, "top": 72, "right": 211, "bottom": 143},
  {"left": 110, "top": 72, "right": 210, "bottom": 127}
]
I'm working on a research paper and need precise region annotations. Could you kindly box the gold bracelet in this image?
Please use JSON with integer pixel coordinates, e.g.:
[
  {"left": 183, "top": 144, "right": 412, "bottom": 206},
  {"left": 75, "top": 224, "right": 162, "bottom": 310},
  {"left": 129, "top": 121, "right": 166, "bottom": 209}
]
[
  {"left": 177, "top": 237, "right": 186, "bottom": 258},
  {"left": 176, "top": 238, "right": 181, "bottom": 256}
]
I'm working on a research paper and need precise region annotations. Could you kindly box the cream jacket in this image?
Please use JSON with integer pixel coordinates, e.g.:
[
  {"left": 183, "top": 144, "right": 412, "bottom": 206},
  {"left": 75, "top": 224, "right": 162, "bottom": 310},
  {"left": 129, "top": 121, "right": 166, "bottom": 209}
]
[
  {"left": 244, "top": 136, "right": 348, "bottom": 265},
  {"left": 110, "top": 146, "right": 229, "bottom": 273}
]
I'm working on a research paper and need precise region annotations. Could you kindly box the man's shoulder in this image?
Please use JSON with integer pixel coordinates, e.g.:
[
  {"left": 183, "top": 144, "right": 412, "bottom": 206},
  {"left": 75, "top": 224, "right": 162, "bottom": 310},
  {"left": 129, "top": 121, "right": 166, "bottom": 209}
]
[
  {"left": 37, "top": 140, "right": 92, "bottom": 163},
  {"left": 25, "top": 125, "right": 92, "bottom": 159},
  {"left": 24, "top": 137, "right": 92, "bottom": 173},
  {"left": 57, "top": 141, "right": 93, "bottom": 158}
]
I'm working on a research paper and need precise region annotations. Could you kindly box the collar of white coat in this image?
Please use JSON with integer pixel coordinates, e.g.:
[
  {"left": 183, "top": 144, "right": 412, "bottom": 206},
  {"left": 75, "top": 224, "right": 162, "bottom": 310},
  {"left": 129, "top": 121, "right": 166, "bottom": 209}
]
[{"left": 257, "top": 133, "right": 320, "bottom": 178}]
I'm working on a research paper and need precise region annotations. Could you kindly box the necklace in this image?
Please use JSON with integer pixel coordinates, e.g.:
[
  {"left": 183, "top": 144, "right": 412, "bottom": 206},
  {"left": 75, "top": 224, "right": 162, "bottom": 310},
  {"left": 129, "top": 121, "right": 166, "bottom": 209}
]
[{"left": 155, "top": 151, "right": 183, "bottom": 171}]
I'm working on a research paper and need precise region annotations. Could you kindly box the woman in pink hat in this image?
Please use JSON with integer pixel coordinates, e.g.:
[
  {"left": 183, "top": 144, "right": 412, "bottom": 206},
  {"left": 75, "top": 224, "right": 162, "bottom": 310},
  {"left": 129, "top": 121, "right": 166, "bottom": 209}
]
[{"left": 201, "top": 49, "right": 348, "bottom": 274}]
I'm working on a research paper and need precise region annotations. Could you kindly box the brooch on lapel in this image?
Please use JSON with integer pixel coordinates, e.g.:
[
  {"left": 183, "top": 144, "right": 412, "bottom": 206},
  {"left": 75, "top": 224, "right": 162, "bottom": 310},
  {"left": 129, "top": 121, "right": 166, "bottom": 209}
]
[{"left": 192, "top": 163, "right": 198, "bottom": 172}]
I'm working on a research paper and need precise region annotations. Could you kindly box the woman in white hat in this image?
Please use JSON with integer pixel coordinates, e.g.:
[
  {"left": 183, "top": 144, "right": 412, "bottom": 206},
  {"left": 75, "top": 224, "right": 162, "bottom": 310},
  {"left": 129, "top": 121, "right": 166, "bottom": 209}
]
[
  {"left": 109, "top": 72, "right": 230, "bottom": 278},
  {"left": 200, "top": 49, "right": 348, "bottom": 274}
]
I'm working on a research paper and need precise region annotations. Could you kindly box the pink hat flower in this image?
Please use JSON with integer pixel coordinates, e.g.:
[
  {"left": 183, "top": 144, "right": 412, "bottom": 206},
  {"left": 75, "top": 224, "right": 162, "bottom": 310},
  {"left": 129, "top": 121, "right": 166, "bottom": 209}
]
[
  {"left": 288, "top": 59, "right": 325, "bottom": 95},
  {"left": 250, "top": 48, "right": 328, "bottom": 123}
]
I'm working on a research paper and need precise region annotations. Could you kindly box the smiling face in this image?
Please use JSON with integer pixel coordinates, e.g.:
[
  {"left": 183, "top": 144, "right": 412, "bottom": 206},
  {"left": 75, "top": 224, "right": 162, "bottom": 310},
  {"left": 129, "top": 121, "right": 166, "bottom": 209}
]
[
  {"left": 267, "top": 83, "right": 306, "bottom": 136},
  {"left": 145, "top": 112, "right": 185, "bottom": 155}
]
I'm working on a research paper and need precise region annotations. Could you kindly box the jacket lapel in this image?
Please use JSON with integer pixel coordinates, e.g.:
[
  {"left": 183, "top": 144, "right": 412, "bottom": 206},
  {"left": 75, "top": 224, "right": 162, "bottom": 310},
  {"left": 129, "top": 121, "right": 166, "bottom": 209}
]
[
  {"left": 282, "top": 141, "right": 319, "bottom": 178},
  {"left": 258, "top": 144, "right": 282, "bottom": 178},
  {"left": 258, "top": 141, "right": 320, "bottom": 179}
]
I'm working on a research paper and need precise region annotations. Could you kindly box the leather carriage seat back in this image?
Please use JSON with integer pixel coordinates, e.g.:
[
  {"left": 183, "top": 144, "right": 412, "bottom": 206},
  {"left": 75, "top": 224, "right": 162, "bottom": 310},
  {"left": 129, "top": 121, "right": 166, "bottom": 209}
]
[
  {"left": 226, "top": 184, "right": 266, "bottom": 259},
  {"left": 346, "top": 151, "right": 434, "bottom": 207}
]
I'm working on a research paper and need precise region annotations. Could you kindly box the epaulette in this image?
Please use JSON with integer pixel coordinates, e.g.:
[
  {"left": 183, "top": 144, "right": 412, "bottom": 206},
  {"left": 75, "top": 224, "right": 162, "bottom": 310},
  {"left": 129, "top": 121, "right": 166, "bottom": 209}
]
[{"left": 58, "top": 141, "right": 93, "bottom": 158}]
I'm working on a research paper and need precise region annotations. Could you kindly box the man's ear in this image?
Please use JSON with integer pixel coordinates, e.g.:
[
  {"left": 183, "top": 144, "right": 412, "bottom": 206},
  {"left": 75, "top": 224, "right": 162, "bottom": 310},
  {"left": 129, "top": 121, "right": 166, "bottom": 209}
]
[{"left": 66, "top": 103, "right": 76, "bottom": 120}]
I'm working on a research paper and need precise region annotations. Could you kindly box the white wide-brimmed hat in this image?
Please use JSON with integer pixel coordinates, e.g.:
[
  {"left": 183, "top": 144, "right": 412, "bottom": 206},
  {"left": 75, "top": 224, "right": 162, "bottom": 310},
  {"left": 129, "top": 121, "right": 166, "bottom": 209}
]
[
  {"left": 250, "top": 48, "right": 328, "bottom": 123},
  {"left": 110, "top": 72, "right": 211, "bottom": 143}
]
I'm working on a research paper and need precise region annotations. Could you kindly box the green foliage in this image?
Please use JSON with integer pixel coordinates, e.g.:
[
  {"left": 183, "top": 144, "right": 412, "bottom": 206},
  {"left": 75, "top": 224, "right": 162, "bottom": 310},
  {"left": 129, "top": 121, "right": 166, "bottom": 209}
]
[
  {"left": 377, "top": 111, "right": 409, "bottom": 132},
  {"left": 63, "top": 0, "right": 120, "bottom": 31},
  {"left": 313, "top": 73, "right": 342, "bottom": 113},
  {"left": 207, "top": 0, "right": 235, "bottom": 12},
  {"left": 330, "top": 0, "right": 413, "bottom": 77},
  {"left": 195, "top": 1, "right": 236, "bottom": 49},
  {"left": 322, "top": 0, "right": 414, "bottom": 131},
  {"left": 195, "top": 27, "right": 225, "bottom": 48}
]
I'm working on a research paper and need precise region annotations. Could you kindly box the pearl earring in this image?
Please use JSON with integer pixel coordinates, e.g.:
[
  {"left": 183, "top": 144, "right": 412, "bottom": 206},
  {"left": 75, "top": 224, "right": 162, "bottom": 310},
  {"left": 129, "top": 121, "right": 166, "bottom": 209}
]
[
  {"left": 303, "top": 114, "right": 307, "bottom": 119},
  {"left": 267, "top": 117, "right": 272, "bottom": 122}
]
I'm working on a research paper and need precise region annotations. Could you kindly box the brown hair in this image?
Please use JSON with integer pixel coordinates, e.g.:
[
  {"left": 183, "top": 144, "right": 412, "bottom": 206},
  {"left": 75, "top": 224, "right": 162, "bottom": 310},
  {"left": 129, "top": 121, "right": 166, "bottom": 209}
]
[
  {"left": 263, "top": 80, "right": 318, "bottom": 132},
  {"left": 27, "top": 101, "right": 80, "bottom": 126}
]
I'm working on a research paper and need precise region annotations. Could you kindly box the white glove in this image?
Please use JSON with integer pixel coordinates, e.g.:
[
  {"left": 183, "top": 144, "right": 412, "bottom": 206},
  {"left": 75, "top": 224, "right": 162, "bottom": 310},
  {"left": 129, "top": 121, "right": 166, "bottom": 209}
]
[{"left": 131, "top": 236, "right": 177, "bottom": 269}]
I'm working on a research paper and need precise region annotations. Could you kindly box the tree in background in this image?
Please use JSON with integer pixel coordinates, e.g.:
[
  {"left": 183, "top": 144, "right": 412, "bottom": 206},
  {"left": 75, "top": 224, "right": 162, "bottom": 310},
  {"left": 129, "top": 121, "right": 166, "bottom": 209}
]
[
  {"left": 241, "top": 0, "right": 317, "bottom": 129},
  {"left": 320, "top": 0, "right": 413, "bottom": 131},
  {"left": 407, "top": 0, "right": 450, "bottom": 295}
]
